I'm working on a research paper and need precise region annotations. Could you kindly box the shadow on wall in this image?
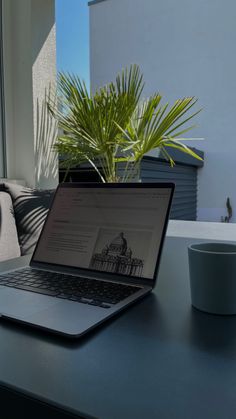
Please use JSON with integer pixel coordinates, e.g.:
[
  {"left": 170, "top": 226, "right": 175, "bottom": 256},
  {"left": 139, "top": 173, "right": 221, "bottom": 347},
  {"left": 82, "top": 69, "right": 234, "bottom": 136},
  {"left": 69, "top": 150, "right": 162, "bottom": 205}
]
[{"left": 35, "top": 88, "right": 58, "bottom": 189}]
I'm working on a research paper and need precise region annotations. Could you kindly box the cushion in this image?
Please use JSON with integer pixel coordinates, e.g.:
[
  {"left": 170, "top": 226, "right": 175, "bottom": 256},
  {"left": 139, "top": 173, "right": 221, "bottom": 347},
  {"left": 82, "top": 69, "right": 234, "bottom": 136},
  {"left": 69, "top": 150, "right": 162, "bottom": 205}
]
[
  {"left": 0, "top": 182, "right": 54, "bottom": 255},
  {"left": 0, "top": 191, "right": 21, "bottom": 261}
]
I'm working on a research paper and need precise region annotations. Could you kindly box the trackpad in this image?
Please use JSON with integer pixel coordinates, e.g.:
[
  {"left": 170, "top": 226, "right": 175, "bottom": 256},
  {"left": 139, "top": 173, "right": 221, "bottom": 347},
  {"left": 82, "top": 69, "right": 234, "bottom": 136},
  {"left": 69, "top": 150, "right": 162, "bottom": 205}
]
[{"left": 0, "top": 287, "right": 60, "bottom": 318}]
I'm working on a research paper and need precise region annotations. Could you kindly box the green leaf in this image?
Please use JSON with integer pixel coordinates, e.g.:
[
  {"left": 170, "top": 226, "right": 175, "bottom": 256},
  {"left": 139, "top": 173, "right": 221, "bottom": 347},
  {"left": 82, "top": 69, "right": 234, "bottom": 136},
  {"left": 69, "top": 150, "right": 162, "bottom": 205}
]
[{"left": 49, "top": 65, "right": 203, "bottom": 181}]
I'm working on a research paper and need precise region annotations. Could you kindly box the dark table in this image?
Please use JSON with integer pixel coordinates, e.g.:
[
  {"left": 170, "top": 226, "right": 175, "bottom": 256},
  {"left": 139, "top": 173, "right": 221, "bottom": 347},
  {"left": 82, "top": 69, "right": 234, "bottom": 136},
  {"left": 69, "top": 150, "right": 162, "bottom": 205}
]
[{"left": 0, "top": 237, "right": 236, "bottom": 419}]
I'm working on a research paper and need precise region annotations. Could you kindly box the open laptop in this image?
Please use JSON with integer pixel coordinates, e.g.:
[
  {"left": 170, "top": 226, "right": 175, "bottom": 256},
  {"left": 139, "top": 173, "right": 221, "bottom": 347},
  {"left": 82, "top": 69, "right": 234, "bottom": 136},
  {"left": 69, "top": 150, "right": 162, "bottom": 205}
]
[{"left": 0, "top": 182, "right": 174, "bottom": 338}]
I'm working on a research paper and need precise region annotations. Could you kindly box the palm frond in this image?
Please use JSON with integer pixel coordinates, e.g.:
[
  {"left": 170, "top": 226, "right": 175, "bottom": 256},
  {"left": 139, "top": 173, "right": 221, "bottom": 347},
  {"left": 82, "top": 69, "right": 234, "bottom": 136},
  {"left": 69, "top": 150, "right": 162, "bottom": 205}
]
[
  {"left": 115, "top": 95, "right": 203, "bottom": 163},
  {"left": 49, "top": 65, "right": 202, "bottom": 182}
]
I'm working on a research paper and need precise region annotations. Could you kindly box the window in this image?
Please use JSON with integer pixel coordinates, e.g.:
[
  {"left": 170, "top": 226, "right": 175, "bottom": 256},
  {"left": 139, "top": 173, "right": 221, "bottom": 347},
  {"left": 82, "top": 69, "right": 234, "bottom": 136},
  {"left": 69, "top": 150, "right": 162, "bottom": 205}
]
[{"left": 0, "top": 0, "right": 6, "bottom": 178}]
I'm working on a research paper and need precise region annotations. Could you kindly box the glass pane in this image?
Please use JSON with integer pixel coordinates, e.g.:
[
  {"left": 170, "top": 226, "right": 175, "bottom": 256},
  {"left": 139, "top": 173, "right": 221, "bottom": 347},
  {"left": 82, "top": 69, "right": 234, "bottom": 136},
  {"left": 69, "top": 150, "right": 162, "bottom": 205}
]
[{"left": 0, "top": 0, "right": 6, "bottom": 178}]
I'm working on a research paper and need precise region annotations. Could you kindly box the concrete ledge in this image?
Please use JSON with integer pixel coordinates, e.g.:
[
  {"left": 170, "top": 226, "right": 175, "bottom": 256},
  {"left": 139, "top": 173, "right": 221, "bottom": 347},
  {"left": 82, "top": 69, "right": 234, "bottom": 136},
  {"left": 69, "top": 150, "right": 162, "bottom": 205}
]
[{"left": 167, "top": 220, "right": 236, "bottom": 242}]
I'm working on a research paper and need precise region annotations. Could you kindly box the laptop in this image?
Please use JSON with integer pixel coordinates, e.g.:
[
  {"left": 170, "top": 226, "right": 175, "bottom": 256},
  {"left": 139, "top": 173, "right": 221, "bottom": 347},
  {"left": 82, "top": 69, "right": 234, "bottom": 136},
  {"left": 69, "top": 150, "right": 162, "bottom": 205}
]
[{"left": 0, "top": 182, "right": 174, "bottom": 338}]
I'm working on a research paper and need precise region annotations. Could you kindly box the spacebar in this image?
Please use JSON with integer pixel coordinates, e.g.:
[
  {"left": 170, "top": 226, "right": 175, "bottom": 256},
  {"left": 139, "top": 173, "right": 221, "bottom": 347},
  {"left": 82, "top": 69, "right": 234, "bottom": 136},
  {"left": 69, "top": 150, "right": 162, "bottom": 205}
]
[{"left": 14, "top": 285, "right": 58, "bottom": 296}]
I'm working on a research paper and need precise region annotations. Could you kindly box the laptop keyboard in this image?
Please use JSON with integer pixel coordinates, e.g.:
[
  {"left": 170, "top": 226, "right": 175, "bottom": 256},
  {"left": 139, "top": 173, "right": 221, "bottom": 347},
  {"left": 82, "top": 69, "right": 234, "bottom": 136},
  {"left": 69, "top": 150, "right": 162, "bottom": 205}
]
[{"left": 0, "top": 269, "right": 142, "bottom": 309}]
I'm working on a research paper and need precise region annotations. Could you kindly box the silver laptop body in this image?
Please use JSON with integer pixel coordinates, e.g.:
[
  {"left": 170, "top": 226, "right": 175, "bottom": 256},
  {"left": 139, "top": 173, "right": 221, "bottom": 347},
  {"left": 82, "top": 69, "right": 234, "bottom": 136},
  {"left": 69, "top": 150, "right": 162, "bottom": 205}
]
[{"left": 0, "top": 183, "right": 174, "bottom": 338}]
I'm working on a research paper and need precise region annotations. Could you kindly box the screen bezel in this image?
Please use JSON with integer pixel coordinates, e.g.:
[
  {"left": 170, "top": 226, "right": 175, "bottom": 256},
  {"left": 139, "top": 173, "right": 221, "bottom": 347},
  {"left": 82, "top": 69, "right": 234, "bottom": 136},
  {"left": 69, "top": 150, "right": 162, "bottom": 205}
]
[{"left": 31, "top": 182, "right": 175, "bottom": 287}]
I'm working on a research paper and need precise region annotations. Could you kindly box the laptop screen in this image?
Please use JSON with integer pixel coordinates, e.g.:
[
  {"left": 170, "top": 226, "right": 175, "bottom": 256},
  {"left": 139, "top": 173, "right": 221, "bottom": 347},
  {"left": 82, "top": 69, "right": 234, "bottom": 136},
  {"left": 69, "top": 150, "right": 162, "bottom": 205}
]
[{"left": 33, "top": 184, "right": 173, "bottom": 280}]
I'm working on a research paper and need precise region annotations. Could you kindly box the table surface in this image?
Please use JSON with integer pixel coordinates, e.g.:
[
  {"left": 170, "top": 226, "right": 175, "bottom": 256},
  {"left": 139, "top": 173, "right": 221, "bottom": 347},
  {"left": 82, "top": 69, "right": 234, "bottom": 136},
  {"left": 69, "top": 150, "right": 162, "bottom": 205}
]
[{"left": 0, "top": 237, "right": 236, "bottom": 419}]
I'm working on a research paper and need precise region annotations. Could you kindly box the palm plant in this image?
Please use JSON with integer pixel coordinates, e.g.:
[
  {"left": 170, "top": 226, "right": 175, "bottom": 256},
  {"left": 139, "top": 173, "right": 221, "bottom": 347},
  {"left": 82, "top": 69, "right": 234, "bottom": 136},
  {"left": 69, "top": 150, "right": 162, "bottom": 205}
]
[{"left": 51, "top": 65, "right": 202, "bottom": 182}]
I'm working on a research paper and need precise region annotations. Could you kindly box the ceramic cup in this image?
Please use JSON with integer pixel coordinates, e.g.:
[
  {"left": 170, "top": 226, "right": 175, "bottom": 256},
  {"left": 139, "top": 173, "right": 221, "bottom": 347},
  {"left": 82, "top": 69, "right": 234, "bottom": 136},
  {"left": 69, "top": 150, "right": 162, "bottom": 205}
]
[{"left": 188, "top": 242, "right": 236, "bottom": 315}]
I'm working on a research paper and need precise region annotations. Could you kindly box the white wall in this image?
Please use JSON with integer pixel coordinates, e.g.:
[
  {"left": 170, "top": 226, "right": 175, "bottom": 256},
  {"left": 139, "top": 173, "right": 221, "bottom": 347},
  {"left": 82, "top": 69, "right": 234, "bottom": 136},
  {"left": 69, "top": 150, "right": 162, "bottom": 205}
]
[
  {"left": 32, "top": 0, "right": 58, "bottom": 189},
  {"left": 90, "top": 0, "right": 236, "bottom": 222},
  {"left": 2, "top": 0, "right": 58, "bottom": 188}
]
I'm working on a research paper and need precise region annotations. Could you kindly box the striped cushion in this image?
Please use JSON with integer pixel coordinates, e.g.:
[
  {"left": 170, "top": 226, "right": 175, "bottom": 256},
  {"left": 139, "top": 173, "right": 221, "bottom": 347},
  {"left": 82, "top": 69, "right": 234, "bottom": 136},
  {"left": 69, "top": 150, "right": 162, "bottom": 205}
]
[
  {"left": 0, "top": 183, "right": 54, "bottom": 255},
  {"left": 0, "top": 191, "right": 21, "bottom": 261}
]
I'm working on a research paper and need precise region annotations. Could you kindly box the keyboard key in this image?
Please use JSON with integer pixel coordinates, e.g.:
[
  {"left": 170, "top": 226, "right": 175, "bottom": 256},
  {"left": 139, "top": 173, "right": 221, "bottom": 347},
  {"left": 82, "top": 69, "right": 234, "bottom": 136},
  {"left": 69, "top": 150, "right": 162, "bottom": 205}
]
[
  {"left": 14, "top": 285, "right": 58, "bottom": 296},
  {"left": 80, "top": 298, "right": 91, "bottom": 304},
  {"left": 68, "top": 296, "right": 79, "bottom": 301},
  {"left": 89, "top": 300, "right": 102, "bottom": 306},
  {"left": 100, "top": 303, "right": 111, "bottom": 309},
  {"left": 58, "top": 293, "right": 72, "bottom": 299}
]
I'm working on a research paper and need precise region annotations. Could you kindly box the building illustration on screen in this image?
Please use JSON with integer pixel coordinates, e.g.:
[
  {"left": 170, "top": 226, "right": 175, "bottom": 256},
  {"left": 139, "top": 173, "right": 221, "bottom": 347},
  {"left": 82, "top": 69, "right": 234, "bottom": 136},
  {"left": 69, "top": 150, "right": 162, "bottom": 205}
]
[{"left": 89, "top": 232, "right": 144, "bottom": 276}]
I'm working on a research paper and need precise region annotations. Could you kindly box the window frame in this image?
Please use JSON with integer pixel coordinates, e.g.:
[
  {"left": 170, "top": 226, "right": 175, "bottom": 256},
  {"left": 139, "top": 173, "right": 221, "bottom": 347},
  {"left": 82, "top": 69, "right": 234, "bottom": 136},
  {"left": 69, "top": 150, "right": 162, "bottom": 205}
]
[{"left": 0, "top": 0, "right": 7, "bottom": 178}]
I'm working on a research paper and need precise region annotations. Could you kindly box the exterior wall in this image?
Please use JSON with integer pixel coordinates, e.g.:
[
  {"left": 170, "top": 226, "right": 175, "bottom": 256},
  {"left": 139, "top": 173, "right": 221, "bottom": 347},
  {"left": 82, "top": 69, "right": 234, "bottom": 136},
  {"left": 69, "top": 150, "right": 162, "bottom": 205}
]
[
  {"left": 2, "top": 0, "right": 58, "bottom": 188},
  {"left": 89, "top": 0, "right": 236, "bottom": 222},
  {"left": 32, "top": 0, "right": 58, "bottom": 189}
]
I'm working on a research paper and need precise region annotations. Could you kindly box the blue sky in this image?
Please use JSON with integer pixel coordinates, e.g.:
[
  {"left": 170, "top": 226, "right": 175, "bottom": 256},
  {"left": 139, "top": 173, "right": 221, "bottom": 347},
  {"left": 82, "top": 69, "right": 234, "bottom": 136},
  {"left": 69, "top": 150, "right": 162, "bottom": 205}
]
[{"left": 56, "top": 0, "right": 89, "bottom": 87}]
